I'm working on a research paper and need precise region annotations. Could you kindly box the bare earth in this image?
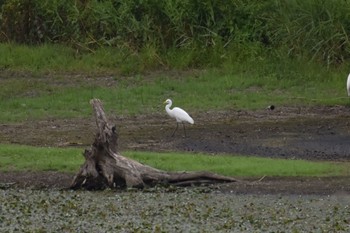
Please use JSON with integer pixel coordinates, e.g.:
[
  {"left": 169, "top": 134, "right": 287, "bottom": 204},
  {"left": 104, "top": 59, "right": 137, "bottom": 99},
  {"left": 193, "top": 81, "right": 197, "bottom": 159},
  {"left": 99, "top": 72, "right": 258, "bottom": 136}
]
[{"left": 0, "top": 105, "right": 349, "bottom": 194}]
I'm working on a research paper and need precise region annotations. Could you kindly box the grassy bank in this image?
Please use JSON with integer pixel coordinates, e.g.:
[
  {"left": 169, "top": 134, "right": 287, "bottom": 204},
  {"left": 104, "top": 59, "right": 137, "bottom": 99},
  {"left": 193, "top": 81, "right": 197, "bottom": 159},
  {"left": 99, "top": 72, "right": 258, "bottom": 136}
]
[
  {"left": 0, "top": 44, "right": 349, "bottom": 123},
  {"left": 0, "top": 144, "right": 348, "bottom": 177}
]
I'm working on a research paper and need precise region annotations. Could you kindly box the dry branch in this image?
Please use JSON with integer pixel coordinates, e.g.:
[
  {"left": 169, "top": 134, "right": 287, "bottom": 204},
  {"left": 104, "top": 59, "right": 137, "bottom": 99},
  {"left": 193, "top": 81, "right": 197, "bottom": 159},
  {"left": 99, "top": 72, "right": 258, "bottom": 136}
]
[{"left": 71, "top": 99, "right": 238, "bottom": 190}]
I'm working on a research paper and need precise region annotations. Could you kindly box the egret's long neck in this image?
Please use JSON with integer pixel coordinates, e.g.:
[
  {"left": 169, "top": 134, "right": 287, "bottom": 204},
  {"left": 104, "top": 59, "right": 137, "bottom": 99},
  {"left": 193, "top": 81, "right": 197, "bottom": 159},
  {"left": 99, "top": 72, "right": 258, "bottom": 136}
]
[{"left": 165, "top": 103, "right": 172, "bottom": 115}]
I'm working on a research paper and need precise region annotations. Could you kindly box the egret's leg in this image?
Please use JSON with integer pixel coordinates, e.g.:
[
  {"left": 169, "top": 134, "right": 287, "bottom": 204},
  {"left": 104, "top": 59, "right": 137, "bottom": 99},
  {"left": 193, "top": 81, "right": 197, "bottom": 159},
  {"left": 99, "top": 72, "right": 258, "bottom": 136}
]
[
  {"left": 171, "top": 123, "right": 179, "bottom": 137},
  {"left": 182, "top": 123, "right": 187, "bottom": 137}
]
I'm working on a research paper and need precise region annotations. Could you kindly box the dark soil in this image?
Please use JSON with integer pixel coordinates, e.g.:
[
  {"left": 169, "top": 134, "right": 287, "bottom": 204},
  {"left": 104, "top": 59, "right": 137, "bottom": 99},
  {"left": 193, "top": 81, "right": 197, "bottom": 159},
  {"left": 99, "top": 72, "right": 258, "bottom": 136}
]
[{"left": 0, "top": 105, "right": 349, "bottom": 194}]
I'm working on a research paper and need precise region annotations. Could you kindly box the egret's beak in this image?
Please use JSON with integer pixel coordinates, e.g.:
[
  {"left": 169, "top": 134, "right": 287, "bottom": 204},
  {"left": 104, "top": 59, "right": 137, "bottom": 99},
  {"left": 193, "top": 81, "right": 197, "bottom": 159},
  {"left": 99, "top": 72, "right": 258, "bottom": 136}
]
[{"left": 163, "top": 100, "right": 167, "bottom": 104}]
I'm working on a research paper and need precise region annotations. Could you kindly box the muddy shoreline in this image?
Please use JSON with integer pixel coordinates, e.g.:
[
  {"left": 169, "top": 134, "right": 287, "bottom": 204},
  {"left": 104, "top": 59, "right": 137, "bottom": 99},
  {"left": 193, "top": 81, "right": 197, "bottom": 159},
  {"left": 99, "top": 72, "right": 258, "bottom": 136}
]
[
  {"left": 0, "top": 106, "right": 349, "bottom": 194},
  {"left": 1, "top": 106, "right": 350, "bottom": 160}
]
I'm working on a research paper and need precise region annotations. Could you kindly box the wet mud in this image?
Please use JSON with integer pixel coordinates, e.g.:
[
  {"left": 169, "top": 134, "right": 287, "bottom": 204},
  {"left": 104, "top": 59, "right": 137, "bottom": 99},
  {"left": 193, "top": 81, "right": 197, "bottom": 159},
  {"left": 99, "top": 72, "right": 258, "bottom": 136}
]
[
  {"left": 2, "top": 106, "right": 350, "bottom": 160},
  {"left": 1, "top": 105, "right": 350, "bottom": 194}
]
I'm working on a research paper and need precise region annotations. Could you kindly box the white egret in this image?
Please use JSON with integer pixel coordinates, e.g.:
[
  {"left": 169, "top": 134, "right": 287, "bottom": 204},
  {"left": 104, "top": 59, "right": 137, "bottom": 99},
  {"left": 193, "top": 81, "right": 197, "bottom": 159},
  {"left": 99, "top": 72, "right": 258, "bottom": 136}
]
[
  {"left": 347, "top": 73, "right": 350, "bottom": 96},
  {"left": 164, "top": 99, "right": 194, "bottom": 137}
]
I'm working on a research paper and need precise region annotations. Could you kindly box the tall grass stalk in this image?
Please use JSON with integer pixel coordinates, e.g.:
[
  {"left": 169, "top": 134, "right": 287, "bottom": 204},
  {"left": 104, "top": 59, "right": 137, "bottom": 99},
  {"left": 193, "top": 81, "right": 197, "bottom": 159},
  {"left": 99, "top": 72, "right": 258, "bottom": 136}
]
[
  {"left": 267, "top": 0, "right": 350, "bottom": 65},
  {"left": 1, "top": 0, "right": 350, "bottom": 66}
]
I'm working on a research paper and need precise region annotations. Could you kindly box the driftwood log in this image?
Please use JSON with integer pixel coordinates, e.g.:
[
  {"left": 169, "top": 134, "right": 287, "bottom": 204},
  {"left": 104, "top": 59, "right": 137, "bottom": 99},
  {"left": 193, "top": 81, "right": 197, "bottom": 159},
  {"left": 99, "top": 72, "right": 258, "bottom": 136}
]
[{"left": 70, "top": 99, "right": 238, "bottom": 190}]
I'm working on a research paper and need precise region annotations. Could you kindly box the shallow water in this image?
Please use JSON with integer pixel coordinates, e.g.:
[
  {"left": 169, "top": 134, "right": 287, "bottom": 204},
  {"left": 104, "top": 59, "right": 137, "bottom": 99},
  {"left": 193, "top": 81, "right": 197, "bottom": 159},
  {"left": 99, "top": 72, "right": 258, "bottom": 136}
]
[{"left": 1, "top": 188, "right": 349, "bottom": 232}]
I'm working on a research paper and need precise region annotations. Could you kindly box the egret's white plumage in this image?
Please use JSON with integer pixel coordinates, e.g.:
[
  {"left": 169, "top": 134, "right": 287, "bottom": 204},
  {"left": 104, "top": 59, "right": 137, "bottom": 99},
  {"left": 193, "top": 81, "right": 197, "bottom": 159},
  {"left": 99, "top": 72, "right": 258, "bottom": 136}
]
[
  {"left": 164, "top": 99, "right": 194, "bottom": 137},
  {"left": 347, "top": 73, "right": 350, "bottom": 96}
]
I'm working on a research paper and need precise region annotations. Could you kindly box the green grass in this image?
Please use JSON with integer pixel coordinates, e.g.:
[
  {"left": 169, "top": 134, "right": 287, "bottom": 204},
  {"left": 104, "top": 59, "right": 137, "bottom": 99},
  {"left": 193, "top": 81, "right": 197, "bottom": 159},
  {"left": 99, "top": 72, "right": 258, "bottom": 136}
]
[
  {"left": 0, "top": 43, "right": 133, "bottom": 73},
  {"left": 0, "top": 43, "right": 349, "bottom": 123},
  {"left": 125, "top": 151, "right": 348, "bottom": 177},
  {"left": 0, "top": 144, "right": 83, "bottom": 173},
  {"left": 2, "top": 0, "right": 350, "bottom": 66},
  {"left": 0, "top": 144, "right": 348, "bottom": 177}
]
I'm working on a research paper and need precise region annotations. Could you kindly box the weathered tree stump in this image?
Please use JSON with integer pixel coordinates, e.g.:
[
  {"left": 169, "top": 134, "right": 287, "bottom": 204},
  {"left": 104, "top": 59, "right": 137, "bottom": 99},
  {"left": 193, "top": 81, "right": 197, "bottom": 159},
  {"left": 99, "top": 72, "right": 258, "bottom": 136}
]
[{"left": 70, "top": 99, "right": 238, "bottom": 190}]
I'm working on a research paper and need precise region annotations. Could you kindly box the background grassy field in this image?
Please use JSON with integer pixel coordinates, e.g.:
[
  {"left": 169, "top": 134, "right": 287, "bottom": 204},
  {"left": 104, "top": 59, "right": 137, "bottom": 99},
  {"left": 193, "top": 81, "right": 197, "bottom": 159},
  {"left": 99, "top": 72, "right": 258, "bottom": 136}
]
[{"left": 0, "top": 44, "right": 348, "bottom": 123}]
